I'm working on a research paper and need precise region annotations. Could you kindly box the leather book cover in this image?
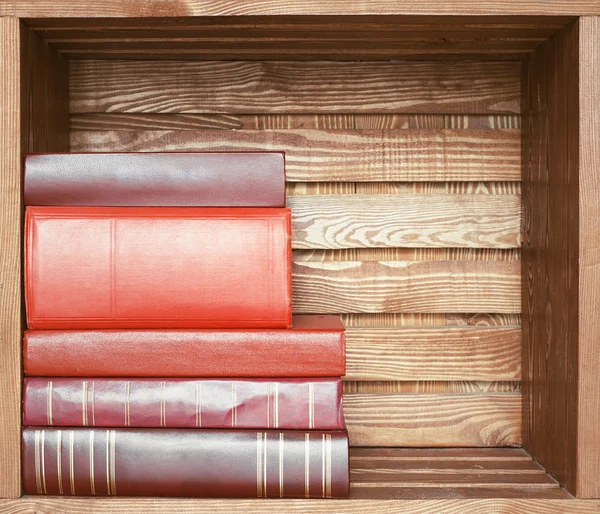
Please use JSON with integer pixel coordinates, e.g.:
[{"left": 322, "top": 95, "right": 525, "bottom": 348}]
[
  {"left": 23, "top": 377, "right": 344, "bottom": 429},
  {"left": 23, "top": 315, "right": 346, "bottom": 377},
  {"left": 22, "top": 428, "right": 350, "bottom": 498},
  {"left": 25, "top": 206, "right": 291, "bottom": 329},
  {"left": 24, "top": 152, "right": 286, "bottom": 207}
]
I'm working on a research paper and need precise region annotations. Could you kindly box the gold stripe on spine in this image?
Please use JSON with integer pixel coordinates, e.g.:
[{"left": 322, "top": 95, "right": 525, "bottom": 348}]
[
  {"left": 160, "top": 382, "right": 166, "bottom": 427},
  {"left": 321, "top": 435, "right": 325, "bottom": 498},
  {"left": 89, "top": 431, "right": 96, "bottom": 495},
  {"left": 34, "top": 430, "right": 42, "bottom": 494},
  {"left": 105, "top": 430, "right": 111, "bottom": 496},
  {"left": 279, "top": 433, "right": 284, "bottom": 498},
  {"left": 232, "top": 383, "right": 237, "bottom": 427},
  {"left": 91, "top": 382, "right": 96, "bottom": 426},
  {"left": 326, "top": 434, "right": 332, "bottom": 498},
  {"left": 256, "top": 432, "right": 262, "bottom": 498},
  {"left": 82, "top": 381, "right": 88, "bottom": 426},
  {"left": 308, "top": 383, "right": 314, "bottom": 429},
  {"left": 263, "top": 433, "right": 267, "bottom": 497},
  {"left": 47, "top": 381, "right": 53, "bottom": 426},
  {"left": 305, "top": 433, "right": 310, "bottom": 498},
  {"left": 196, "top": 382, "right": 201, "bottom": 427},
  {"left": 56, "top": 430, "right": 63, "bottom": 495},
  {"left": 125, "top": 381, "right": 131, "bottom": 426},
  {"left": 69, "top": 431, "right": 75, "bottom": 495},
  {"left": 41, "top": 430, "right": 47, "bottom": 494},
  {"left": 110, "top": 430, "right": 117, "bottom": 495},
  {"left": 274, "top": 383, "right": 279, "bottom": 428}
]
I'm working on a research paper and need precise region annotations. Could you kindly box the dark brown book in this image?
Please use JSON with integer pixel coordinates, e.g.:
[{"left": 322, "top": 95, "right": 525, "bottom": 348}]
[
  {"left": 22, "top": 428, "right": 349, "bottom": 498},
  {"left": 24, "top": 152, "right": 285, "bottom": 207},
  {"left": 23, "top": 377, "right": 344, "bottom": 429}
]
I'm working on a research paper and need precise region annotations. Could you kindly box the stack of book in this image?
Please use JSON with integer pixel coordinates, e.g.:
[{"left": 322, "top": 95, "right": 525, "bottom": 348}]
[{"left": 21, "top": 153, "right": 350, "bottom": 498}]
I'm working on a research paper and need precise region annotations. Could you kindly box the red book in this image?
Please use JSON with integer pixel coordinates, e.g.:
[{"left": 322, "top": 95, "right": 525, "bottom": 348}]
[
  {"left": 25, "top": 206, "right": 291, "bottom": 329},
  {"left": 23, "top": 428, "right": 349, "bottom": 498},
  {"left": 23, "top": 377, "right": 344, "bottom": 429},
  {"left": 24, "top": 152, "right": 285, "bottom": 207},
  {"left": 23, "top": 316, "right": 346, "bottom": 377}
]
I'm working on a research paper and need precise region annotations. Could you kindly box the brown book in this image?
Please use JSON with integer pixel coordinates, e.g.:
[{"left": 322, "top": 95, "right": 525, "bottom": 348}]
[
  {"left": 24, "top": 152, "right": 286, "bottom": 207},
  {"left": 22, "top": 428, "right": 350, "bottom": 498}
]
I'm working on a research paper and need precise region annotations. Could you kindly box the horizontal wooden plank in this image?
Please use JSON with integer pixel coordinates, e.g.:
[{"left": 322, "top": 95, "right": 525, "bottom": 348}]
[
  {"left": 350, "top": 448, "right": 533, "bottom": 461},
  {"left": 289, "top": 194, "right": 521, "bottom": 249},
  {"left": 352, "top": 474, "right": 555, "bottom": 487},
  {"left": 287, "top": 182, "right": 522, "bottom": 195},
  {"left": 6, "top": 498, "right": 597, "bottom": 513},
  {"left": 295, "top": 249, "right": 520, "bottom": 262},
  {"left": 292, "top": 260, "right": 521, "bottom": 313},
  {"left": 352, "top": 461, "right": 543, "bottom": 474},
  {"left": 342, "top": 381, "right": 521, "bottom": 394},
  {"left": 344, "top": 393, "right": 521, "bottom": 447},
  {"left": 345, "top": 327, "right": 521, "bottom": 381},
  {"left": 341, "top": 313, "right": 522, "bottom": 327},
  {"left": 71, "top": 129, "right": 521, "bottom": 182},
  {"left": 70, "top": 113, "right": 521, "bottom": 131},
  {"left": 70, "top": 60, "right": 521, "bottom": 114}
]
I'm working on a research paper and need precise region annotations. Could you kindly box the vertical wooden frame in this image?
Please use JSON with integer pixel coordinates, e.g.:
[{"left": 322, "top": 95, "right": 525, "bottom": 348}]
[{"left": 522, "top": 16, "right": 600, "bottom": 498}]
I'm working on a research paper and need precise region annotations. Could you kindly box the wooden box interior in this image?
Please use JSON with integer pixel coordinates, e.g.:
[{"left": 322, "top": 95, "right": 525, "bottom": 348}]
[{"left": 0, "top": 13, "right": 598, "bottom": 511}]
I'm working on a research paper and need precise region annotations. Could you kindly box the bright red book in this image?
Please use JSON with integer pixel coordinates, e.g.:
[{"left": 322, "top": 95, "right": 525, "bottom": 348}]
[
  {"left": 23, "top": 316, "right": 346, "bottom": 377},
  {"left": 23, "top": 377, "right": 344, "bottom": 429},
  {"left": 24, "top": 152, "right": 286, "bottom": 207},
  {"left": 23, "top": 428, "right": 350, "bottom": 498},
  {"left": 25, "top": 206, "right": 291, "bottom": 329}
]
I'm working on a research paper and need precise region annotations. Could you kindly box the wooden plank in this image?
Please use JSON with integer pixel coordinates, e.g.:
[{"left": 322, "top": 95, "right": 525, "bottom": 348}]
[
  {"left": 350, "top": 448, "right": 533, "bottom": 461},
  {"left": 351, "top": 474, "right": 555, "bottom": 487},
  {"left": 342, "top": 382, "right": 521, "bottom": 394},
  {"left": 341, "top": 313, "right": 522, "bottom": 327},
  {"left": 70, "top": 113, "right": 521, "bottom": 131},
  {"left": 294, "top": 248, "right": 521, "bottom": 262},
  {"left": 343, "top": 393, "right": 521, "bottom": 447},
  {"left": 4, "top": 497, "right": 600, "bottom": 513},
  {"left": 345, "top": 327, "right": 521, "bottom": 381},
  {"left": 0, "top": 1, "right": 597, "bottom": 16},
  {"left": 351, "top": 460, "right": 544, "bottom": 474},
  {"left": 292, "top": 260, "right": 521, "bottom": 314},
  {"left": 289, "top": 194, "right": 521, "bottom": 249},
  {"left": 353, "top": 182, "right": 521, "bottom": 195},
  {"left": 578, "top": 16, "right": 600, "bottom": 500},
  {"left": 0, "top": 16, "right": 22, "bottom": 500},
  {"left": 69, "top": 60, "right": 521, "bottom": 114},
  {"left": 348, "top": 488, "right": 572, "bottom": 500},
  {"left": 71, "top": 129, "right": 522, "bottom": 182}
]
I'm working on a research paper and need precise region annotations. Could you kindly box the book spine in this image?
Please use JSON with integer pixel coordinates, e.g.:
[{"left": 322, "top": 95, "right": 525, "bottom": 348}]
[
  {"left": 25, "top": 206, "right": 292, "bottom": 329},
  {"left": 22, "top": 428, "right": 349, "bottom": 498},
  {"left": 24, "top": 152, "right": 286, "bottom": 207},
  {"left": 23, "top": 328, "right": 346, "bottom": 377},
  {"left": 23, "top": 378, "right": 344, "bottom": 429}
]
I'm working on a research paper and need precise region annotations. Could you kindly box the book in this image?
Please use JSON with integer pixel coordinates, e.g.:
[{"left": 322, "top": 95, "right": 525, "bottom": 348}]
[
  {"left": 23, "top": 315, "right": 346, "bottom": 377},
  {"left": 25, "top": 206, "right": 291, "bottom": 329},
  {"left": 24, "top": 152, "right": 286, "bottom": 207},
  {"left": 23, "top": 377, "right": 344, "bottom": 429},
  {"left": 22, "top": 428, "right": 349, "bottom": 498}
]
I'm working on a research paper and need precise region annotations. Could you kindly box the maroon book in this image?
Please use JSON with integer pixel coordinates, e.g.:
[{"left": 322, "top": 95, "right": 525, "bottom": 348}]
[
  {"left": 23, "top": 315, "right": 346, "bottom": 377},
  {"left": 22, "top": 428, "right": 349, "bottom": 498},
  {"left": 24, "top": 152, "right": 286, "bottom": 207},
  {"left": 23, "top": 378, "right": 344, "bottom": 429}
]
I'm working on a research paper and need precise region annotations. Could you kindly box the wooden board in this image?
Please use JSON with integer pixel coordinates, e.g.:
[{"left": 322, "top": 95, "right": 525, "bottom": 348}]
[
  {"left": 1, "top": 1, "right": 598, "bottom": 16},
  {"left": 71, "top": 129, "right": 522, "bottom": 182},
  {"left": 343, "top": 393, "right": 520, "bottom": 447},
  {"left": 292, "top": 260, "right": 521, "bottom": 313},
  {"left": 342, "top": 382, "right": 521, "bottom": 394},
  {"left": 345, "top": 327, "right": 520, "bottom": 381},
  {"left": 69, "top": 60, "right": 521, "bottom": 114}
]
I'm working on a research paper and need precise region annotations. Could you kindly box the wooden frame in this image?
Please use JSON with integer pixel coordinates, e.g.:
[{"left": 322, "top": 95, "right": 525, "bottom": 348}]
[{"left": 1, "top": 3, "right": 599, "bottom": 511}]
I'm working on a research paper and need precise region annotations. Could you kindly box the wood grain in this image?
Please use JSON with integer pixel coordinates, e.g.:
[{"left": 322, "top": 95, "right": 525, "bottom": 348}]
[
  {"left": 342, "top": 382, "right": 521, "bottom": 394},
  {"left": 0, "top": 17, "right": 22, "bottom": 500},
  {"left": 352, "top": 182, "right": 521, "bottom": 195},
  {"left": 69, "top": 60, "right": 521, "bottom": 114},
  {"left": 341, "top": 313, "right": 522, "bottom": 327},
  {"left": 289, "top": 194, "right": 521, "bottom": 249},
  {"left": 1, "top": 1, "right": 598, "bottom": 16},
  {"left": 70, "top": 113, "right": 521, "bottom": 131},
  {"left": 345, "top": 327, "right": 520, "bottom": 381},
  {"left": 71, "top": 129, "right": 521, "bottom": 182},
  {"left": 294, "top": 248, "right": 520, "bottom": 262},
  {"left": 349, "top": 448, "right": 533, "bottom": 461},
  {"left": 576, "top": 16, "right": 600, "bottom": 500},
  {"left": 4, "top": 498, "right": 599, "bottom": 513},
  {"left": 292, "top": 260, "right": 521, "bottom": 314},
  {"left": 343, "top": 393, "right": 521, "bottom": 447}
]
